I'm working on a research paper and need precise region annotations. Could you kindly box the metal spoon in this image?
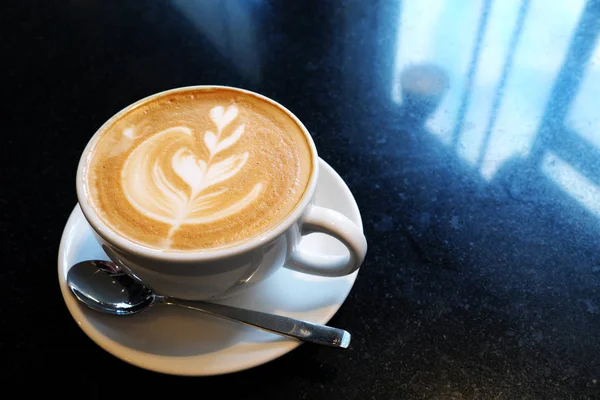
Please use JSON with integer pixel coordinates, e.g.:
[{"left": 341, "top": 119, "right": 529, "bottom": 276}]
[{"left": 67, "top": 260, "right": 351, "bottom": 348}]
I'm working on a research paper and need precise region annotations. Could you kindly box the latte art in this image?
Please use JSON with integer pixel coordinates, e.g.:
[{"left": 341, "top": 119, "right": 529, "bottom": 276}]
[
  {"left": 85, "top": 88, "right": 312, "bottom": 251},
  {"left": 121, "top": 105, "right": 262, "bottom": 247}
]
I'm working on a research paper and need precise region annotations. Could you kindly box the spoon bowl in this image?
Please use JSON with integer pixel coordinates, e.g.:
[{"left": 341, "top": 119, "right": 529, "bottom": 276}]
[{"left": 68, "top": 260, "right": 155, "bottom": 315}]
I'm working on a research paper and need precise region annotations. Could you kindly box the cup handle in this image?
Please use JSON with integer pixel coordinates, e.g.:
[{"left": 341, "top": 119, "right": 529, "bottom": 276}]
[{"left": 285, "top": 205, "right": 367, "bottom": 277}]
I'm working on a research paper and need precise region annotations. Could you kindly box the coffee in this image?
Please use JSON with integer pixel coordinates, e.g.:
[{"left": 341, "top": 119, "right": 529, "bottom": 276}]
[{"left": 83, "top": 87, "right": 313, "bottom": 251}]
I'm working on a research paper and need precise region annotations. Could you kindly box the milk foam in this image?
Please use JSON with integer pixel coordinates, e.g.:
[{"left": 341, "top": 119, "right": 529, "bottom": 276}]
[
  {"left": 86, "top": 88, "right": 312, "bottom": 251},
  {"left": 121, "top": 105, "right": 262, "bottom": 246}
]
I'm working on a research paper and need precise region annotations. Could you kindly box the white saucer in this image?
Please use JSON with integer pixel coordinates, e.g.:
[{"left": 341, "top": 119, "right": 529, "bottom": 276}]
[{"left": 58, "top": 158, "right": 363, "bottom": 376}]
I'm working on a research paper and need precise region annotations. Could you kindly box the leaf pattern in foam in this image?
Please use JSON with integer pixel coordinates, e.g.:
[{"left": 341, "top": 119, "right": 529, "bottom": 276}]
[
  {"left": 203, "top": 152, "right": 249, "bottom": 188},
  {"left": 210, "top": 105, "right": 238, "bottom": 133},
  {"left": 122, "top": 126, "right": 192, "bottom": 226},
  {"left": 215, "top": 124, "right": 245, "bottom": 154},
  {"left": 204, "top": 131, "right": 218, "bottom": 154},
  {"left": 121, "top": 104, "right": 262, "bottom": 244},
  {"left": 171, "top": 148, "right": 207, "bottom": 197}
]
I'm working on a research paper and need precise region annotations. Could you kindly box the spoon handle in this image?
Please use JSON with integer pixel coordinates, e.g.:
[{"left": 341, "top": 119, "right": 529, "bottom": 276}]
[{"left": 163, "top": 298, "right": 351, "bottom": 348}]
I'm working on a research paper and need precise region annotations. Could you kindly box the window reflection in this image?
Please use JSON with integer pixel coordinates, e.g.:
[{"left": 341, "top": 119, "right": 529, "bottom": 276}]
[
  {"left": 392, "top": 0, "right": 485, "bottom": 145},
  {"left": 566, "top": 42, "right": 600, "bottom": 152},
  {"left": 171, "top": 0, "right": 262, "bottom": 84},
  {"left": 392, "top": 0, "right": 586, "bottom": 180},
  {"left": 542, "top": 151, "right": 600, "bottom": 216}
]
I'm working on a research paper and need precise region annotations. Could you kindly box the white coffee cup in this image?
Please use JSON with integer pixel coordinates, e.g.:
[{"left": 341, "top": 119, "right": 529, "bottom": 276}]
[{"left": 76, "top": 86, "right": 367, "bottom": 300}]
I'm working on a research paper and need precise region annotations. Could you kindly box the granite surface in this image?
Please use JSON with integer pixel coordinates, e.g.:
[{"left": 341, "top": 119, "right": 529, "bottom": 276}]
[{"left": 3, "top": 0, "right": 600, "bottom": 398}]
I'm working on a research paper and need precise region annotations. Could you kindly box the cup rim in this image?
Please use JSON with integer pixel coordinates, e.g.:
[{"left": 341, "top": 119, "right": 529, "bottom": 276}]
[{"left": 76, "top": 85, "right": 319, "bottom": 262}]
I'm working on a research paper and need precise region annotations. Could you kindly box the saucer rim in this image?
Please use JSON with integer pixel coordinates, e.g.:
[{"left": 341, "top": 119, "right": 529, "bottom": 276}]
[{"left": 58, "top": 158, "right": 362, "bottom": 376}]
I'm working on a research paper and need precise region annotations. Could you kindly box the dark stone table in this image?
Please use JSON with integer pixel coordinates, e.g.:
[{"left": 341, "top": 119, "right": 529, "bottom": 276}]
[{"left": 4, "top": 1, "right": 600, "bottom": 398}]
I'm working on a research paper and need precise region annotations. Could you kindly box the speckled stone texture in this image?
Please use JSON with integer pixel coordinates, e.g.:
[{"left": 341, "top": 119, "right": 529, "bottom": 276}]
[{"left": 3, "top": 0, "right": 600, "bottom": 398}]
